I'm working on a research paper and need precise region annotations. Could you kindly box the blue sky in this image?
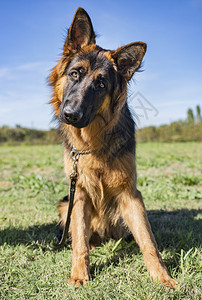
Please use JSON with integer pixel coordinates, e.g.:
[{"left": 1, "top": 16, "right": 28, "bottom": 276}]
[{"left": 0, "top": 0, "right": 202, "bottom": 129}]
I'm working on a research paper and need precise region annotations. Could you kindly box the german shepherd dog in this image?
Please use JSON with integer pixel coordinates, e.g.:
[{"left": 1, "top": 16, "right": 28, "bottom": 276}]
[{"left": 49, "top": 8, "right": 177, "bottom": 288}]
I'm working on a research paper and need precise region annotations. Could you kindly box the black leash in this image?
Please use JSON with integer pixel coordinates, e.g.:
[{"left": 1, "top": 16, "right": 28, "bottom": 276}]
[{"left": 57, "top": 146, "right": 90, "bottom": 246}]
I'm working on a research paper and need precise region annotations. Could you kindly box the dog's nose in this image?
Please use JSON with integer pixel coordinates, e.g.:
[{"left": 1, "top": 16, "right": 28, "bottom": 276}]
[{"left": 63, "top": 109, "right": 83, "bottom": 124}]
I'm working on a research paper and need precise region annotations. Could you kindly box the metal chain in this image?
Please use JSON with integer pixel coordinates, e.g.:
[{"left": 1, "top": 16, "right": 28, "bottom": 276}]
[{"left": 69, "top": 145, "right": 90, "bottom": 177}]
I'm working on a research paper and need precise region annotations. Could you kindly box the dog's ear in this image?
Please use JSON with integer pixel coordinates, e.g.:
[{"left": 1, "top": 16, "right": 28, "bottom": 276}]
[
  {"left": 64, "top": 8, "right": 96, "bottom": 51},
  {"left": 112, "top": 42, "right": 147, "bottom": 81}
]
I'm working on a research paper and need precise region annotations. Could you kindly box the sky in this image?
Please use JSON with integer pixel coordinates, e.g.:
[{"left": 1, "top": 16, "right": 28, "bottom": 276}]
[{"left": 0, "top": 0, "right": 202, "bottom": 129}]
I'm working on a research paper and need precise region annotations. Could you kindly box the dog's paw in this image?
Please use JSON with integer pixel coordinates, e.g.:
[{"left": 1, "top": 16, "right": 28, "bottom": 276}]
[
  {"left": 160, "top": 276, "right": 178, "bottom": 290},
  {"left": 68, "top": 277, "right": 88, "bottom": 286},
  {"left": 151, "top": 273, "right": 178, "bottom": 290}
]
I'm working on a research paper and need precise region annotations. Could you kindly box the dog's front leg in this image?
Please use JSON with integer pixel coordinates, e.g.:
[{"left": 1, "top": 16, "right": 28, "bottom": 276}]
[
  {"left": 119, "top": 189, "right": 177, "bottom": 289},
  {"left": 68, "top": 188, "right": 92, "bottom": 286}
]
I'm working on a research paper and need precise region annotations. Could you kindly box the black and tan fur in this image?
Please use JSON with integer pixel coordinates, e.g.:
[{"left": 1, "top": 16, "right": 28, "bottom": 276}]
[{"left": 49, "top": 8, "right": 177, "bottom": 288}]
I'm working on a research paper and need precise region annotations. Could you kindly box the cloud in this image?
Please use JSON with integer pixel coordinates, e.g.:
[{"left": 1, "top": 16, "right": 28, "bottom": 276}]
[
  {"left": 0, "top": 107, "right": 12, "bottom": 114},
  {"left": 0, "top": 60, "right": 53, "bottom": 129},
  {"left": 0, "top": 61, "right": 53, "bottom": 80},
  {"left": 156, "top": 99, "right": 201, "bottom": 108},
  {"left": 0, "top": 68, "right": 10, "bottom": 78},
  {"left": 16, "top": 62, "right": 44, "bottom": 71},
  {"left": 16, "top": 61, "right": 52, "bottom": 71}
]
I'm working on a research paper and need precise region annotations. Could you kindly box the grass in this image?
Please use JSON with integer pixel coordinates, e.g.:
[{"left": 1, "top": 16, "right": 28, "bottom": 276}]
[{"left": 0, "top": 142, "right": 202, "bottom": 299}]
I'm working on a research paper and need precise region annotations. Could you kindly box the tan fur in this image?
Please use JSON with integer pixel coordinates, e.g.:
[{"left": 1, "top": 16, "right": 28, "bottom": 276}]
[
  {"left": 57, "top": 133, "right": 177, "bottom": 288},
  {"left": 50, "top": 8, "right": 177, "bottom": 289},
  {"left": 98, "top": 95, "right": 111, "bottom": 113}
]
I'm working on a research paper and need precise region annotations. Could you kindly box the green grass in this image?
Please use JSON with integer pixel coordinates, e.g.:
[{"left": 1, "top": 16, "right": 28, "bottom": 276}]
[{"left": 0, "top": 142, "right": 202, "bottom": 299}]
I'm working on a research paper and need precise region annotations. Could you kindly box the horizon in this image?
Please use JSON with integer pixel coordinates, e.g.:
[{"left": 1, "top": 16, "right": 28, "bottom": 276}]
[{"left": 0, "top": 0, "right": 202, "bottom": 130}]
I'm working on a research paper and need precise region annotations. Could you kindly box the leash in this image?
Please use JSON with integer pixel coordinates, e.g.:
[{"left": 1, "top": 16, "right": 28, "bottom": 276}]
[{"left": 57, "top": 146, "right": 90, "bottom": 246}]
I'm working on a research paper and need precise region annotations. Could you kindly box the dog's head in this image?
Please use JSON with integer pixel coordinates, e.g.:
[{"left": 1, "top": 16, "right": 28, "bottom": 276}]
[{"left": 49, "top": 8, "right": 146, "bottom": 129}]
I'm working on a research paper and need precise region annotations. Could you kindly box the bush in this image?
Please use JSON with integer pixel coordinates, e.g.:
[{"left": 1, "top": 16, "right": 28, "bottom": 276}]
[
  {"left": 136, "top": 121, "right": 202, "bottom": 142},
  {"left": 0, "top": 126, "right": 61, "bottom": 145}
]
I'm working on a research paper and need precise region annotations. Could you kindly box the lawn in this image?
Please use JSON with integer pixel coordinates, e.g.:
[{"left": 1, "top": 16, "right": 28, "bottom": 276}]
[{"left": 0, "top": 143, "right": 201, "bottom": 299}]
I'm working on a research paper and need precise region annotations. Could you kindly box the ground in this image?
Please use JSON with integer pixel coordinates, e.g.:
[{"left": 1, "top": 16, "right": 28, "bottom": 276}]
[{"left": 0, "top": 142, "right": 201, "bottom": 299}]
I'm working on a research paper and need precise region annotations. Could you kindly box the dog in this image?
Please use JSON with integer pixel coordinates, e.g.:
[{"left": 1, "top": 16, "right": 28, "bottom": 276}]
[{"left": 48, "top": 8, "right": 177, "bottom": 288}]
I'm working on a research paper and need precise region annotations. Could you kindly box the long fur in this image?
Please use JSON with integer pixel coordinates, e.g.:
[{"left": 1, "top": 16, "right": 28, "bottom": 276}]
[{"left": 48, "top": 7, "right": 177, "bottom": 288}]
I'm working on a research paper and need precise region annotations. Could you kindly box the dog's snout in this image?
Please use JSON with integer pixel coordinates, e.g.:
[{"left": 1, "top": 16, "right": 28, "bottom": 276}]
[{"left": 63, "top": 108, "right": 83, "bottom": 124}]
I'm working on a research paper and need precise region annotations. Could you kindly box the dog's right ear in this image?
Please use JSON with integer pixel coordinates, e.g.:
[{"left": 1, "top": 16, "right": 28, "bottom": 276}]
[{"left": 64, "top": 8, "right": 96, "bottom": 51}]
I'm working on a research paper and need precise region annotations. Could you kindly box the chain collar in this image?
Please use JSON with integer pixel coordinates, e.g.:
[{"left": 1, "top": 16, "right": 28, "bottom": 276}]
[{"left": 69, "top": 145, "right": 91, "bottom": 177}]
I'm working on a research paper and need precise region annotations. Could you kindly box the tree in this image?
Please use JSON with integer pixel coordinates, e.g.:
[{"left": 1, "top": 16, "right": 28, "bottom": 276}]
[
  {"left": 15, "top": 124, "right": 22, "bottom": 128},
  {"left": 196, "top": 105, "right": 202, "bottom": 123},
  {"left": 187, "top": 108, "right": 194, "bottom": 124}
]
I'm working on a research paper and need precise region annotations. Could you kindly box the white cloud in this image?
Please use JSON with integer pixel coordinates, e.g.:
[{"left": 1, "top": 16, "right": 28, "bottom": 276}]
[
  {"left": 0, "top": 107, "right": 12, "bottom": 114},
  {"left": 0, "top": 61, "right": 53, "bottom": 80},
  {"left": 0, "top": 68, "right": 10, "bottom": 78},
  {"left": 0, "top": 60, "right": 54, "bottom": 128},
  {"left": 16, "top": 61, "right": 52, "bottom": 71}
]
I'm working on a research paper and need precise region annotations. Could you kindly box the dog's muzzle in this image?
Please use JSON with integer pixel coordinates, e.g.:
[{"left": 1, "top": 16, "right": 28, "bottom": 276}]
[{"left": 62, "top": 107, "right": 83, "bottom": 125}]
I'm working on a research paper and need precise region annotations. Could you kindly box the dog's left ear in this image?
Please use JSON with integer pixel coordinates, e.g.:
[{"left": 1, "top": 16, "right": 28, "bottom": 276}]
[
  {"left": 64, "top": 8, "right": 96, "bottom": 51},
  {"left": 112, "top": 42, "right": 147, "bottom": 81}
]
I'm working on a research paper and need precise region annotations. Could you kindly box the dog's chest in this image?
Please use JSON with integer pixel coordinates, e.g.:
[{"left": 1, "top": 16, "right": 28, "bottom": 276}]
[
  {"left": 64, "top": 152, "right": 130, "bottom": 209},
  {"left": 78, "top": 157, "right": 128, "bottom": 205}
]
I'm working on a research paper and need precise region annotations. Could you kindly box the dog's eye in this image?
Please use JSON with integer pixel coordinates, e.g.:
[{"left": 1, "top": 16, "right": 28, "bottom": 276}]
[
  {"left": 99, "top": 81, "right": 105, "bottom": 88},
  {"left": 70, "top": 71, "right": 79, "bottom": 79}
]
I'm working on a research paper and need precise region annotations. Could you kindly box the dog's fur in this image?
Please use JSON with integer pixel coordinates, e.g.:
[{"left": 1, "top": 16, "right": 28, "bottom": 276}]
[{"left": 49, "top": 8, "right": 177, "bottom": 288}]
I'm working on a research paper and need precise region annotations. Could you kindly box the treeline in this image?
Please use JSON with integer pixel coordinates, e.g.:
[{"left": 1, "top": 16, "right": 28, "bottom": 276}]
[
  {"left": 0, "top": 106, "right": 201, "bottom": 144},
  {"left": 136, "top": 121, "right": 202, "bottom": 142},
  {"left": 137, "top": 105, "right": 202, "bottom": 142},
  {"left": 0, "top": 125, "right": 61, "bottom": 145}
]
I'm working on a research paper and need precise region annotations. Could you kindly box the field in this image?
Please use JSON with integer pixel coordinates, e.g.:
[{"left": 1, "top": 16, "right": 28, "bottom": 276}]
[{"left": 0, "top": 143, "right": 201, "bottom": 299}]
